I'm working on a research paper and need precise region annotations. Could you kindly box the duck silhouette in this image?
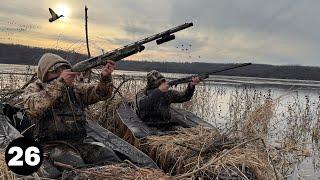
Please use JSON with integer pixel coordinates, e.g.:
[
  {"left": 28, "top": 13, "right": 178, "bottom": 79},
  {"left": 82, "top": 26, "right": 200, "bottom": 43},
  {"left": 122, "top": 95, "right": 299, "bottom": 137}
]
[{"left": 48, "top": 8, "right": 64, "bottom": 22}]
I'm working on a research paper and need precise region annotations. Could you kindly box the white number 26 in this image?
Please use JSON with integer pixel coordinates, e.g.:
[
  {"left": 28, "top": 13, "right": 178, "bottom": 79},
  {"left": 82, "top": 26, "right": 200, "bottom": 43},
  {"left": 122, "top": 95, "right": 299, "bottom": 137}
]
[{"left": 8, "top": 146, "right": 40, "bottom": 166}]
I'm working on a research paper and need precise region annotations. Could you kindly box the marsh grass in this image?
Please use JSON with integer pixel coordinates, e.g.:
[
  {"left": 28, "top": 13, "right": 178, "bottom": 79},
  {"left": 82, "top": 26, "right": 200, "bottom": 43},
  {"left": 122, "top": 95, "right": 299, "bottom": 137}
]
[
  {"left": 141, "top": 127, "right": 276, "bottom": 179},
  {"left": 60, "top": 163, "right": 170, "bottom": 180},
  {"left": 1, "top": 69, "right": 320, "bottom": 178},
  {"left": 0, "top": 150, "right": 16, "bottom": 180},
  {"left": 102, "top": 76, "right": 320, "bottom": 178}
]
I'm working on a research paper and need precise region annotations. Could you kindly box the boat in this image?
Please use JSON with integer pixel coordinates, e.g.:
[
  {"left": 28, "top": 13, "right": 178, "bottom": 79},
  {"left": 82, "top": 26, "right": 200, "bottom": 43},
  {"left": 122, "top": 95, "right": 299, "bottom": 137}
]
[
  {"left": 104, "top": 101, "right": 269, "bottom": 179},
  {"left": 112, "top": 101, "right": 215, "bottom": 146}
]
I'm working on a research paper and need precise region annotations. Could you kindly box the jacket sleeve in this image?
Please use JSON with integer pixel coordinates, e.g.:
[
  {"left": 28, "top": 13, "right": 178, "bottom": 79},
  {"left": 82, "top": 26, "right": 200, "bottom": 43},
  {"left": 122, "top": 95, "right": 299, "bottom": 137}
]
[
  {"left": 18, "top": 78, "right": 65, "bottom": 118},
  {"left": 75, "top": 75, "right": 114, "bottom": 106},
  {"left": 167, "top": 83, "right": 195, "bottom": 103}
]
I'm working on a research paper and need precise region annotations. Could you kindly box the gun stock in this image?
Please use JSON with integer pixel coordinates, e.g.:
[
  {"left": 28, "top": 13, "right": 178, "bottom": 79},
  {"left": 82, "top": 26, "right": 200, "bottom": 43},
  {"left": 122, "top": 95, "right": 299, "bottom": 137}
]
[{"left": 71, "top": 23, "right": 193, "bottom": 72}]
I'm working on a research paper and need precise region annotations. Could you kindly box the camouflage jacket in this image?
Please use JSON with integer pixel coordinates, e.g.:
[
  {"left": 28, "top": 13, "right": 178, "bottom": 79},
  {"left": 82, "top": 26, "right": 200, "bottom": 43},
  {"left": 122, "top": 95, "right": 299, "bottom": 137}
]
[
  {"left": 136, "top": 83, "right": 195, "bottom": 123},
  {"left": 16, "top": 75, "right": 113, "bottom": 141}
]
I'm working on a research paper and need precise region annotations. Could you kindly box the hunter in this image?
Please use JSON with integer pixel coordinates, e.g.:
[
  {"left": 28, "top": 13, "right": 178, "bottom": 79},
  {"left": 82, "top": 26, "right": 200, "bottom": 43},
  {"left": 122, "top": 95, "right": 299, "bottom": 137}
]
[
  {"left": 136, "top": 70, "right": 201, "bottom": 126},
  {"left": 17, "top": 53, "right": 120, "bottom": 178}
]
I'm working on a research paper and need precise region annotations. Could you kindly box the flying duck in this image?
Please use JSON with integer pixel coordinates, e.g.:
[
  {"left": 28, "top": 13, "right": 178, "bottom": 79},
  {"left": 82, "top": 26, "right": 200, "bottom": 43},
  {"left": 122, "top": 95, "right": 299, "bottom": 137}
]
[{"left": 48, "top": 8, "right": 64, "bottom": 22}]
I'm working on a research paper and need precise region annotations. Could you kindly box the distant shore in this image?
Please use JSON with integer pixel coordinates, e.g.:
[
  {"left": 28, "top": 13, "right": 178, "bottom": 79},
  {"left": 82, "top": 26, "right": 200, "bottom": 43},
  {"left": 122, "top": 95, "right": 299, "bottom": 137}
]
[{"left": 1, "top": 43, "right": 320, "bottom": 81}]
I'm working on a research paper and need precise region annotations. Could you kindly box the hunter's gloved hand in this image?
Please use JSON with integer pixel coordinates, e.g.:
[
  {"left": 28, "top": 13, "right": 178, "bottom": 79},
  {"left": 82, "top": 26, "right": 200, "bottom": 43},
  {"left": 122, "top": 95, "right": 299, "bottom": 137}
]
[
  {"left": 159, "top": 82, "right": 169, "bottom": 92},
  {"left": 60, "top": 69, "right": 78, "bottom": 86},
  {"left": 101, "top": 60, "right": 115, "bottom": 77},
  {"left": 191, "top": 76, "right": 201, "bottom": 86}
]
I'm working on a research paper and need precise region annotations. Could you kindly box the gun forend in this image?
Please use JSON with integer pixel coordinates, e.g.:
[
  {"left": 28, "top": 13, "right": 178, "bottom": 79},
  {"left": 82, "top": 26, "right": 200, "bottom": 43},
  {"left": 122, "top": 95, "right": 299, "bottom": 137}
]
[
  {"left": 156, "top": 34, "right": 175, "bottom": 45},
  {"left": 109, "top": 45, "right": 145, "bottom": 61},
  {"left": 71, "top": 45, "right": 145, "bottom": 72}
]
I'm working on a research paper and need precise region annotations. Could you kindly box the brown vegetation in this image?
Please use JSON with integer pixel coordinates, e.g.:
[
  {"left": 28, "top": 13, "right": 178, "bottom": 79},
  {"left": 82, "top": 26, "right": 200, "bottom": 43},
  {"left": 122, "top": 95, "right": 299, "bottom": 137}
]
[{"left": 1, "top": 69, "right": 319, "bottom": 179}]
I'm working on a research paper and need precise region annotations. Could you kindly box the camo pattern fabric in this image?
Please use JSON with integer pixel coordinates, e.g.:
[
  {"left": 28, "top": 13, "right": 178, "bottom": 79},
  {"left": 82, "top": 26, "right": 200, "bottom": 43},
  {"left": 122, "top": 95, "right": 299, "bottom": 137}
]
[
  {"left": 16, "top": 75, "right": 113, "bottom": 141},
  {"left": 136, "top": 83, "right": 195, "bottom": 124}
]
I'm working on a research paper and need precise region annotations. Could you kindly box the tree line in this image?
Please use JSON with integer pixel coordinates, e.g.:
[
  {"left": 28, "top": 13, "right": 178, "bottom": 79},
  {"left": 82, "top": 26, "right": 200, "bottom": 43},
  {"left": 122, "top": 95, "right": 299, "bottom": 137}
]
[{"left": 1, "top": 43, "right": 320, "bottom": 81}]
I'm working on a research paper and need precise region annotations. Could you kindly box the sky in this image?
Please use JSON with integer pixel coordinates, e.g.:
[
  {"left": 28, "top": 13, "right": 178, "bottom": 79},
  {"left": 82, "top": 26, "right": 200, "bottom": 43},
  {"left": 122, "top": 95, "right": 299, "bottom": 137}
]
[{"left": 0, "top": 0, "right": 319, "bottom": 66}]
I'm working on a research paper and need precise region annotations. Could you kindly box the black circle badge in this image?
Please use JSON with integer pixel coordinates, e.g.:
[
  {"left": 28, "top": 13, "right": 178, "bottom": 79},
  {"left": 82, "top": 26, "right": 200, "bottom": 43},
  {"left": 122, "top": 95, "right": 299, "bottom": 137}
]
[{"left": 5, "top": 137, "right": 44, "bottom": 175}]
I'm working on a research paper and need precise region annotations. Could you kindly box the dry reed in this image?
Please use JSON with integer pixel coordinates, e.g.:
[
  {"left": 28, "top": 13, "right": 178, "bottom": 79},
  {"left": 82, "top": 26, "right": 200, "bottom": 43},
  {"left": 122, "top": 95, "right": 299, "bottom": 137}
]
[
  {"left": 1, "top": 69, "right": 320, "bottom": 179},
  {"left": 0, "top": 150, "right": 16, "bottom": 180},
  {"left": 140, "top": 126, "right": 275, "bottom": 179},
  {"left": 0, "top": 149, "right": 170, "bottom": 180},
  {"left": 61, "top": 163, "right": 170, "bottom": 180}
]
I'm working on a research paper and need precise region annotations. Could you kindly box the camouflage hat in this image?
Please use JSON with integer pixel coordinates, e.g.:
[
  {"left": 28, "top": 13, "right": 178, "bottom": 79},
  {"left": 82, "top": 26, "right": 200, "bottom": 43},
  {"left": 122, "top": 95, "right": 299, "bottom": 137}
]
[
  {"left": 47, "top": 62, "right": 70, "bottom": 72},
  {"left": 37, "top": 53, "right": 71, "bottom": 82},
  {"left": 146, "top": 70, "right": 165, "bottom": 88}
]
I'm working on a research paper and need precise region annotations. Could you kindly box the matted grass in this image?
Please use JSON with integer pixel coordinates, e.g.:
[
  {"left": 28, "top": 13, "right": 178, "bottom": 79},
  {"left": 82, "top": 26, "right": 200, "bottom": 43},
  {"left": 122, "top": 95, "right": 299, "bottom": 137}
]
[
  {"left": 0, "top": 150, "right": 170, "bottom": 180},
  {"left": 0, "top": 150, "right": 16, "bottom": 180},
  {"left": 141, "top": 127, "right": 275, "bottom": 179},
  {"left": 62, "top": 163, "right": 170, "bottom": 180}
]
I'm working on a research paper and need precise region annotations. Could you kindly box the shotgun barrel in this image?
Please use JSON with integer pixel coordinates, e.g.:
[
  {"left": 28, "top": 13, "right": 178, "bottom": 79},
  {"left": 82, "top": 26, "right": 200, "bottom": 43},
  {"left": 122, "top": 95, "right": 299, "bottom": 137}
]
[
  {"left": 168, "top": 63, "right": 252, "bottom": 86},
  {"left": 71, "top": 23, "right": 193, "bottom": 72}
]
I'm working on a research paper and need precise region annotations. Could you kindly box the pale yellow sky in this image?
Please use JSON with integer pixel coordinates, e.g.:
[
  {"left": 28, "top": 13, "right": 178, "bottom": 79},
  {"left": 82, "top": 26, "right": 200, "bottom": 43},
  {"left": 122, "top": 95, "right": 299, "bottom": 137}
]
[{"left": 0, "top": 0, "right": 319, "bottom": 65}]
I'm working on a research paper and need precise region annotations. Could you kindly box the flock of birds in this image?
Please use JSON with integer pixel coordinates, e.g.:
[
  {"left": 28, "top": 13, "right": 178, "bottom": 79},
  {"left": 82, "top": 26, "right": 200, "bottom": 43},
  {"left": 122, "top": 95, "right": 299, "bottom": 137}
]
[
  {"left": 0, "top": 27, "right": 27, "bottom": 36},
  {"left": 0, "top": 20, "right": 42, "bottom": 40},
  {"left": 176, "top": 44, "right": 201, "bottom": 59},
  {"left": 0, "top": 8, "right": 62, "bottom": 41},
  {"left": 176, "top": 44, "right": 192, "bottom": 51}
]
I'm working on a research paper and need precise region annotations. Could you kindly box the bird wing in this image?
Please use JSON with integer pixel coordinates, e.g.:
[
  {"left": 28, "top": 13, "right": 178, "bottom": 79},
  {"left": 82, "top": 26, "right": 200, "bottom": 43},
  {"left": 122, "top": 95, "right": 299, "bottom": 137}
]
[{"left": 49, "top": 8, "right": 57, "bottom": 17}]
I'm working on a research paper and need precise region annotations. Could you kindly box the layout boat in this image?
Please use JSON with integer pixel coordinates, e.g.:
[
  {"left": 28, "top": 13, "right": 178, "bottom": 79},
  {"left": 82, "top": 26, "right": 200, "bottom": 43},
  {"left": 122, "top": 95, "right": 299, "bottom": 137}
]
[
  {"left": 107, "top": 101, "right": 265, "bottom": 179},
  {"left": 113, "top": 101, "right": 215, "bottom": 146}
]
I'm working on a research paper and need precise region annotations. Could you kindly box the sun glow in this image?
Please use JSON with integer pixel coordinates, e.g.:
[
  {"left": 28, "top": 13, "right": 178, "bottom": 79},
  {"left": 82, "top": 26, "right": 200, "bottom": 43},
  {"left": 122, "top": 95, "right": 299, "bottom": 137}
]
[{"left": 55, "top": 4, "right": 71, "bottom": 18}]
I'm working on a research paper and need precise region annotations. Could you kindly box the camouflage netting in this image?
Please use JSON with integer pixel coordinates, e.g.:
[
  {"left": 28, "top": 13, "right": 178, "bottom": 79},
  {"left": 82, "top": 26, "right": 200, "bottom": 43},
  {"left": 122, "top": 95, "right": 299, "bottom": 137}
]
[{"left": 88, "top": 99, "right": 277, "bottom": 179}]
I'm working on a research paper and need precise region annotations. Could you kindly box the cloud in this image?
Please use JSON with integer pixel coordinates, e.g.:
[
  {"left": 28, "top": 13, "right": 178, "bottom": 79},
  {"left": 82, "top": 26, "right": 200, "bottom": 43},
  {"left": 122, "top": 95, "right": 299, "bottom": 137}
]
[
  {"left": 0, "top": 0, "right": 47, "bottom": 19},
  {"left": 0, "top": 0, "right": 319, "bottom": 65},
  {"left": 100, "top": 37, "right": 131, "bottom": 46},
  {"left": 122, "top": 23, "right": 153, "bottom": 36},
  {"left": 167, "top": 0, "right": 320, "bottom": 65}
]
